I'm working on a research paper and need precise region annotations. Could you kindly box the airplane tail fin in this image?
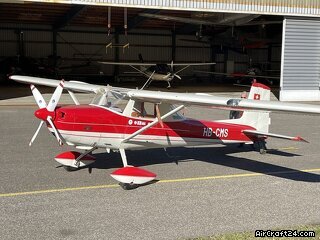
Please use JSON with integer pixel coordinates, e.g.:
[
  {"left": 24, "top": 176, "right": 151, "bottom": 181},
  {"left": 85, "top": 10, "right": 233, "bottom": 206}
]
[
  {"left": 224, "top": 82, "right": 271, "bottom": 133},
  {"left": 237, "top": 82, "right": 271, "bottom": 132}
]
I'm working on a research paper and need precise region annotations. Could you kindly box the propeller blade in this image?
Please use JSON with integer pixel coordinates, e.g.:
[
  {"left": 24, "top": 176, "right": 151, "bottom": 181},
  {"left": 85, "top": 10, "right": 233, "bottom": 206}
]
[
  {"left": 47, "top": 116, "right": 63, "bottom": 146},
  {"left": 174, "top": 74, "right": 182, "bottom": 80},
  {"left": 47, "top": 80, "right": 64, "bottom": 112},
  {"left": 170, "top": 61, "right": 174, "bottom": 71},
  {"left": 30, "top": 85, "right": 47, "bottom": 109},
  {"left": 29, "top": 120, "right": 44, "bottom": 146}
]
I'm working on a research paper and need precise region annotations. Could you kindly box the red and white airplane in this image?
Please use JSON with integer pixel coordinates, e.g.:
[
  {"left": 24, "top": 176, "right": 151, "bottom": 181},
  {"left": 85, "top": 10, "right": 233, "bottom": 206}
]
[{"left": 10, "top": 75, "right": 320, "bottom": 189}]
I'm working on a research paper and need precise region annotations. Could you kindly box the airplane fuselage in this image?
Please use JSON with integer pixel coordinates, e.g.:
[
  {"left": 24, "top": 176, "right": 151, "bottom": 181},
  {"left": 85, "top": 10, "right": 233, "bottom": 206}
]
[
  {"left": 146, "top": 70, "right": 174, "bottom": 82},
  {"left": 51, "top": 105, "right": 257, "bottom": 150},
  {"left": 142, "top": 64, "right": 174, "bottom": 82}
]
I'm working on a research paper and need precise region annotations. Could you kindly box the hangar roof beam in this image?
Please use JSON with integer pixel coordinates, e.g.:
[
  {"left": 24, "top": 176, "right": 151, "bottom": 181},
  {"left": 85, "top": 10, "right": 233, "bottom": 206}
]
[
  {"left": 127, "top": 9, "right": 160, "bottom": 31},
  {"left": 53, "top": 5, "right": 87, "bottom": 30}
]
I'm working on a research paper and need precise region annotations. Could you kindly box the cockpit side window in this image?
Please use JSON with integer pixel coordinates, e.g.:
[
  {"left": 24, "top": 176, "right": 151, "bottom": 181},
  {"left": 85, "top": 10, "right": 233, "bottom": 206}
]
[{"left": 131, "top": 101, "right": 156, "bottom": 118}]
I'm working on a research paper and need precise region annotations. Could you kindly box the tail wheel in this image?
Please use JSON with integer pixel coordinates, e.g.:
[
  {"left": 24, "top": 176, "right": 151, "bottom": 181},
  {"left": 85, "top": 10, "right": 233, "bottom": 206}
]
[
  {"left": 255, "top": 140, "right": 267, "bottom": 154},
  {"left": 259, "top": 148, "right": 267, "bottom": 155}
]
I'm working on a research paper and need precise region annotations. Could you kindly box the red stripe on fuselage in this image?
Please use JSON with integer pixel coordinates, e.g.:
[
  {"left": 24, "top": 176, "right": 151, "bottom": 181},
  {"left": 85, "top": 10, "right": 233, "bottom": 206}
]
[{"left": 54, "top": 105, "right": 255, "bottom": 141}]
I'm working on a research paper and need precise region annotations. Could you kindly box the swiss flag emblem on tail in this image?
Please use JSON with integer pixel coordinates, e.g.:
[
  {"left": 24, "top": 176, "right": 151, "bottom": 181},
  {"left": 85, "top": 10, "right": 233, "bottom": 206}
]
[{"left": 254, "top": 94, "right": 260, "bottom": 100}]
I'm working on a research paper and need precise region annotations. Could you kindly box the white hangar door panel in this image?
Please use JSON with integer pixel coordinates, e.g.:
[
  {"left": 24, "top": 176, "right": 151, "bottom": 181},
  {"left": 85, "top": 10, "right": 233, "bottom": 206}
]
[{"left": 280, "top": 18, "right": 320, "bottom": 101}]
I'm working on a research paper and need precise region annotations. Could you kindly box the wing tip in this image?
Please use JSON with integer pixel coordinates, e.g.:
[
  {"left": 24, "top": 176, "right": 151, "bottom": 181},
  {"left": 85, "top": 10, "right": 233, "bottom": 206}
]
[{"left": 293, "top": 136, "right": 309, "bottom": 143}]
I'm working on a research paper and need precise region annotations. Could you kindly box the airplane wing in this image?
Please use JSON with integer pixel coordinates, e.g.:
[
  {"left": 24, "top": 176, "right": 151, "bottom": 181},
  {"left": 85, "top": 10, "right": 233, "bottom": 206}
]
[
  {"left": 9, "top": 75, "right": 320, "bottom": 114},
  {"left": 242, "top": 130, "right": 309, "bottom": 142},
  {"left": 171, "top": 63, "right": 216, "bottom": 66},
  {"left": 126, "top": 89, "right": 320, "bottom": 114},
  {"left": 139, "top": 13, "right": 216, "bottom": 26},
  {"left": 99, "top": 61, "right": 215, "bottom": 67},
  {"left": 196, "top": 70, "right": 280, "bottom": 80},
  {"left": 9, "top": 75, "right": 130, "bottom": 94},
  {"left": 99, "top": 61, "right": 156, "bottom": 66},
  {"left": 139, "top": 13, "right": 281, "bottom": 27}
]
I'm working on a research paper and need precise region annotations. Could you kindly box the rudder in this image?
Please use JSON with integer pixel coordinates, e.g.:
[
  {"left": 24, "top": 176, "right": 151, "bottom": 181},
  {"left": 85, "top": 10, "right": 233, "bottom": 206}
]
[{"left": 239, "top": 82, "right": 271, "bottom": 132}]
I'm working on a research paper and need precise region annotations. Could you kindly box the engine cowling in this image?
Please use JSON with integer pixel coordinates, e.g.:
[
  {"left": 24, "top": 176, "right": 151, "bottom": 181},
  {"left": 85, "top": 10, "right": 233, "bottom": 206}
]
[{"left": 54, "top": 151, "right": 96, "bottom": 168}]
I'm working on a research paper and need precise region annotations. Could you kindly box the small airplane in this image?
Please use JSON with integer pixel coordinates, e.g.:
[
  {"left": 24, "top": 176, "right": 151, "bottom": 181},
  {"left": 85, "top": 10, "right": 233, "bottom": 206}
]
[
  {"left": 99, "top": 54, "right": 215, "bottom": 88},
  {"left": 10, "top": 75, "right": 320, "bottom": 190},
  {"left": 140, "top": 13, "right": 282, "bottom": 40},
  {"left": 196, "top": 68, "right": 280, "bottom": 85},
  {"left": 139, "top": 13, "right": 282, "bottom": 27}
]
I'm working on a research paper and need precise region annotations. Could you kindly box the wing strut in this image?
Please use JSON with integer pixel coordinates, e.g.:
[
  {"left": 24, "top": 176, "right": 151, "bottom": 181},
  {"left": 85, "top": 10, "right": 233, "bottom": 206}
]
[
  {"left": 67, "top": 90, "right": 80, "bottom": 105},
  {"left": 175, "top": 65, "right": 191, "bottom": 75},
  {"left": 141, "top": 70, "right": 155, "bottom": 90},
  {"left": 129, "top": 65, "right": 150, "bottom": 78},
  {"left": 122, "top": 104, "right": 184, "bottom": 143}
]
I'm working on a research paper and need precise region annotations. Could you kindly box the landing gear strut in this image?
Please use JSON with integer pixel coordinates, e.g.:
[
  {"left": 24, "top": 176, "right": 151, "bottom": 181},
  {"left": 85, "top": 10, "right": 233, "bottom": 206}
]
[
  {"left": 254, "top": 140, "right": 267, "bottom": 154},
  {"left": 55, "top": 150, "right": 96, "bottom": 172},
  {"left": 74, "top": 144, "right": 97, "bottom": 167}
]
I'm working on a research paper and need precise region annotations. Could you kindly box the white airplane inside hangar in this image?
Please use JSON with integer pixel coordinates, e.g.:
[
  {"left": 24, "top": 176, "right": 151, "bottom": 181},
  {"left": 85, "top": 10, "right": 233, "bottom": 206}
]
[{"left": 0, "top": 0, "right": 319, "bottom": 101}]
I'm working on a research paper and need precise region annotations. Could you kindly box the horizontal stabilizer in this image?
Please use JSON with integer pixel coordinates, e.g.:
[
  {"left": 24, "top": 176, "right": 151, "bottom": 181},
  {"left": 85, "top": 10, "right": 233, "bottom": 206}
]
[{"left": 243, "top": 130, "right": 309, "bottom": 143}]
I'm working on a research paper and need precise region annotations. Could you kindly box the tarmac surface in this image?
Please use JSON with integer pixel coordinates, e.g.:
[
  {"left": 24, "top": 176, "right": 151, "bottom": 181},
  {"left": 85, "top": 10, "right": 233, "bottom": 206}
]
[{"left": 0, "top": 90, "right": 320, "bottom": 240}]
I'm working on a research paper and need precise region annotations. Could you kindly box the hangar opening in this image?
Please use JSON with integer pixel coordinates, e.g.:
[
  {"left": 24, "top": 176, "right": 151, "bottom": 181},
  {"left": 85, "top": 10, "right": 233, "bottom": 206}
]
[
  {"left": 0, "top": 1, "right": 319, "bottom": 101},
  {"left": 0, "top": 3, "right": 282, "bottom": 87}
]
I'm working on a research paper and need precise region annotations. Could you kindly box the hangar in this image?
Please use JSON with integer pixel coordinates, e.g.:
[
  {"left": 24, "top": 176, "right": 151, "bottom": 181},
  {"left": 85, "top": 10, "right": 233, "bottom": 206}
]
[{"left": 0, "top": 0, "right": 319, "bottom": 101}]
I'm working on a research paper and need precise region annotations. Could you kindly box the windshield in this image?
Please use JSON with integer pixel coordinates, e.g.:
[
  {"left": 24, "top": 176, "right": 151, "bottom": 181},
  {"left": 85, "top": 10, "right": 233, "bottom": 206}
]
[{"left": 91, "top": 92, "right": 127, "bottom": 112}]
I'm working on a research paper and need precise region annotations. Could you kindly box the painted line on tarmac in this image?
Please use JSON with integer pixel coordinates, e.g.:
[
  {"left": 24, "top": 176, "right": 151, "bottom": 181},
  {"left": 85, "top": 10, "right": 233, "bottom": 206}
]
[
  {"left": 277, "top": 146, "right": 299, "bottom": 151},
  {"left": 1, "top": 168, "right": 320, "bottom": 198},
  {"left": 0, "top": 184, "right": 119, "bottom": 197}
]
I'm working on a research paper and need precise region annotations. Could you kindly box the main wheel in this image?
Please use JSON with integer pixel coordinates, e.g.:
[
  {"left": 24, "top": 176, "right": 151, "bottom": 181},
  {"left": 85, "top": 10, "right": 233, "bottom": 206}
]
[{"left": 259, "top": 148, "right": 267, "bottom": 155}]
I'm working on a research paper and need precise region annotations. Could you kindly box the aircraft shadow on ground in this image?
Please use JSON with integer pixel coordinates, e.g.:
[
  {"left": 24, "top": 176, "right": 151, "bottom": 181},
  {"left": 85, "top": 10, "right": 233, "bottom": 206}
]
[{"left": 88, "top": 145, "right": 320, "bottom": 183}]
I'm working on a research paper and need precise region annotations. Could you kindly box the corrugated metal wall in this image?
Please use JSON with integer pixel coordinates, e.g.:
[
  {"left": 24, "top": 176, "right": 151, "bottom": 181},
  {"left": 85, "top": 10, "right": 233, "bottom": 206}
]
[
  {"left": 0, "top": 29, "right": 16, "bottom": 57},
  {"left": 24, "top": 31, "right": 52, "bottom": 58},
  {"left": 281, "top": 18, "right": 320, "bottom": 90},
  {"left": 57, "top": 31, "right": 114, "bottom": 75},
  {"left": 0, "top": 25, "right": 214, "bottom": 77}
]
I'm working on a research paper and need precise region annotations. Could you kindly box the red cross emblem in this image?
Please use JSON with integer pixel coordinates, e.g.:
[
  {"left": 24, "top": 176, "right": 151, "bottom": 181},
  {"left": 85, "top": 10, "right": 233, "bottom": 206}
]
[{"left": 254, "top": 94, "right": 260, "bottom": 100}]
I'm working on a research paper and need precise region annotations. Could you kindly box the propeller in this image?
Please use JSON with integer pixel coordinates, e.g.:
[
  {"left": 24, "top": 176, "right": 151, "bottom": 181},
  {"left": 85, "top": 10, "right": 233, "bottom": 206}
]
[
  {"left": 29, "top": 81, "right": 65, "bottom": 146},
  {"left": 29, "top": 120, "right": 44, "bottom": 146},
  {"left": 173, "top": 73, "right": 182, "bottom": 80},
  {"left": 163, "top": 61, "right": 182, "bottom": 80},
  {"left": 31, "top": 85, "right": 47, "bottom": 109}
]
